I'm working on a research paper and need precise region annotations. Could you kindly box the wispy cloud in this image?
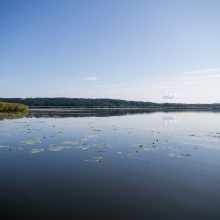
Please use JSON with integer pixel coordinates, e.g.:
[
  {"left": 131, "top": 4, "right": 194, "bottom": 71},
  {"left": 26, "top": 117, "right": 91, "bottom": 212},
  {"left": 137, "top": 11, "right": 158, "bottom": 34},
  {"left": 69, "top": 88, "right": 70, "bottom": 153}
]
[
  {"left": 179, "top": 68, "right": 220, "bottom": 82},
  {"left": 182, "top": 68, "right": 220, "bottom": 76},
  {"left": 69, "top": 76, "right": 99, "bottom": 83},
  {"left": 91, "top": 68, "right": 220, "bottom": 91},
  {"left": 85, "top": 76, "right": 98, "bottom": 81}
]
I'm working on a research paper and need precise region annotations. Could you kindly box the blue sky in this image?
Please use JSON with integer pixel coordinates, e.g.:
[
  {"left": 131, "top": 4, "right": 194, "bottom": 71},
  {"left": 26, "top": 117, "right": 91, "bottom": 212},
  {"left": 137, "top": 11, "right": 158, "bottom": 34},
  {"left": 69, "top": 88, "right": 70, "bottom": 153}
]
[{"left": 1, "top": 0, "right": 220, "bottom": 103}]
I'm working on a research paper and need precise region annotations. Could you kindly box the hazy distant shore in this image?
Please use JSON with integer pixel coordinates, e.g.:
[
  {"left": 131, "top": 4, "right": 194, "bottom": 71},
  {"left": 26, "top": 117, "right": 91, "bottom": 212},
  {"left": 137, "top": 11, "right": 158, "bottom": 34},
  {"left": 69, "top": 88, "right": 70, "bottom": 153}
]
[{"left": 1, "top": 98, "right": 220, "bottom": 111}]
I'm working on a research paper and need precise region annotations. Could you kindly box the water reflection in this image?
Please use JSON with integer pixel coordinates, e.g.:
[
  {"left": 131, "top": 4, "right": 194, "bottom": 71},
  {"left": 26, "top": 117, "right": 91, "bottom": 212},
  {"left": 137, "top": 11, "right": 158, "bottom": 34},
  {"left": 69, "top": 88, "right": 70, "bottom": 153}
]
[
  {"left": 29, "top": 108, "right": 220, "bottom": 118},
  {"left": 1, "top": 110, "right": 220, "bottom": 219},
  {"left": 0, "top": 113, "right": 27, "bottom": 120},
  {"left": 163, "top": 116, "right": 178, "bottom": 126}
]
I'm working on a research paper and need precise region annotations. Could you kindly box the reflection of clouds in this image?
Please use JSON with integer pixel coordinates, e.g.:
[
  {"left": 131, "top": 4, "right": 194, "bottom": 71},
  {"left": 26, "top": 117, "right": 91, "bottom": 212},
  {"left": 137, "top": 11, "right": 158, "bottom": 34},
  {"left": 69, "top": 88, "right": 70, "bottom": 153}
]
[{"left": 163, "top": 116, "right": 178, "bottom": 126}]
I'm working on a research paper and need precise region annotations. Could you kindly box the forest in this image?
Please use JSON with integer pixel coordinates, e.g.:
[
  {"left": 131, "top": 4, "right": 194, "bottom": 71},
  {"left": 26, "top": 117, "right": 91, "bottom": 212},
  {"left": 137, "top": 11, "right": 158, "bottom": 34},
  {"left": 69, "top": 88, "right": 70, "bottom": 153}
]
[{"left": 0, "top": 98, "right": 220, "bottom": 110}]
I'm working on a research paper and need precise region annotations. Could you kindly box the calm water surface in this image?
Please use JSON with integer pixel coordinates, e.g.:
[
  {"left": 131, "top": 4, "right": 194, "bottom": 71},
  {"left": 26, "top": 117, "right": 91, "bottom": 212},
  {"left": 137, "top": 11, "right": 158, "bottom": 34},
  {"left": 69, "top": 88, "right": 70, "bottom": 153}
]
[{"left": 0, "top": 109, "right": 220, "bottom": 220}]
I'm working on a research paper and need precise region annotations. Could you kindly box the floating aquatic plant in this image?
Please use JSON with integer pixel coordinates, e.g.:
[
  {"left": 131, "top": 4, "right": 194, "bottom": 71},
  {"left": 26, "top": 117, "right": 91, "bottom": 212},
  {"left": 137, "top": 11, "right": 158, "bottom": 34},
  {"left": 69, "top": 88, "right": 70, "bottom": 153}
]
[
  {"left": 20, "top": 139, "right": 42, "bottom": 145},
  {"left": 48, "top": 145, "right": 71, "bottom": 152},
  {"left": 0, "top": 145, "right": 9, "bottom": 149},
  {"left": 30, "top": 148, "right": 45, "bottom": 154}
]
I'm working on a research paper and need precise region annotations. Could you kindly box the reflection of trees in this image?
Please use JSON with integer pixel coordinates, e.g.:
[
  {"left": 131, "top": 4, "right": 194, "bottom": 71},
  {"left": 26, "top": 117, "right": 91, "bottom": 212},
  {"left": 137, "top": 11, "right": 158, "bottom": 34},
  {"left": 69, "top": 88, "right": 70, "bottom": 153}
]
[
  {"left": 0, "top": 113, "right": 28, "bottom": 120},
  {"left": 28, "top": 108, "right": 218, "bottom": 118},
  {"left": 1, "top": 109, "right": 219, "bottom": 120}
]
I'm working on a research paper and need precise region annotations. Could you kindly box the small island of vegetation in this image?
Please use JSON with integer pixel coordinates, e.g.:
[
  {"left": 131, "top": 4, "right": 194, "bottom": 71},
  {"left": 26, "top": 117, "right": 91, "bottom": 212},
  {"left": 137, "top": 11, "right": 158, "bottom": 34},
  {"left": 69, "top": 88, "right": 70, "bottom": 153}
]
[{"left": 0, "top": 102, "right": 28, "bottom": 113}]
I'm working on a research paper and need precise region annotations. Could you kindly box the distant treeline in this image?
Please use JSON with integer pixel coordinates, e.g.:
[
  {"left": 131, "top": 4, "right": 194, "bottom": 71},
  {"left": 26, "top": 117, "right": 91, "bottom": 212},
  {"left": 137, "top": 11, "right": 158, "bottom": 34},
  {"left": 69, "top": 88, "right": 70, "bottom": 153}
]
[{"left": 0, "top": 98, "right": 220, "bottom": 110}]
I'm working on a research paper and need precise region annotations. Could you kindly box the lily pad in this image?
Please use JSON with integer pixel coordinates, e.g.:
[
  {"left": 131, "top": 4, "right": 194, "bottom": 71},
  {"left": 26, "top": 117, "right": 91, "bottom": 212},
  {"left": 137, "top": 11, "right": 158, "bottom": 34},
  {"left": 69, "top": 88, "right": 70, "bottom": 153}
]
[
  {"left": 20, "top": 139, "right": 42, "bottom": 145},
  {"left": 49, "top": 145, "right": 71, "bottom": 152},
  {"left": 30, "top": 148, "right": 45, "bottom": 154},
  {"left": 0, "top": 145, "right": 9, "bottom": 149}
]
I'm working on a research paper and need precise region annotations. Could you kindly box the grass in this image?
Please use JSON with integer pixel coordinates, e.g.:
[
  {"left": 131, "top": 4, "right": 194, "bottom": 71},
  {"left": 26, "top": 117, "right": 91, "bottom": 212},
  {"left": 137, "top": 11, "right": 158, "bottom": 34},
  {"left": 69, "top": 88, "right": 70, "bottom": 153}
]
[{"left": 0, "top": 102, "right": 28, "bottom": 113}]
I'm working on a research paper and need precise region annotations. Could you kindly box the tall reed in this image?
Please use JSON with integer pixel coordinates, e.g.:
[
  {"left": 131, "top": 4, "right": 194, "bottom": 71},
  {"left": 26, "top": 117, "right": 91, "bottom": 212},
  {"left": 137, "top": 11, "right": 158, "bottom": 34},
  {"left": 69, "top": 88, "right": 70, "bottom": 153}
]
[{"left": 0, "top": 102, "right": 28, "bottom": 112}]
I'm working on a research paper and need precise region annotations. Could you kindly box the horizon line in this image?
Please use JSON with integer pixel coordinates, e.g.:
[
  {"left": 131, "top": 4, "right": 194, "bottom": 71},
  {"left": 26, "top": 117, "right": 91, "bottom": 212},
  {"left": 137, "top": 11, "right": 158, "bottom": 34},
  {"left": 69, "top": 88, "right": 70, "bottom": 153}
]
[{"left": 0, "top": 97, "right": 220, "bottom": 105}]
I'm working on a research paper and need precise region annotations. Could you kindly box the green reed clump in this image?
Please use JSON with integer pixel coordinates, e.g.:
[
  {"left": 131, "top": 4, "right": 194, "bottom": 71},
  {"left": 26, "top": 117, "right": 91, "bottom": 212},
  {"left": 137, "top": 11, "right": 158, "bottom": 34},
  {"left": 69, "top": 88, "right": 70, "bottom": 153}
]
[{"left": 0, "top": 102, "right": 28, "bottom": 113}]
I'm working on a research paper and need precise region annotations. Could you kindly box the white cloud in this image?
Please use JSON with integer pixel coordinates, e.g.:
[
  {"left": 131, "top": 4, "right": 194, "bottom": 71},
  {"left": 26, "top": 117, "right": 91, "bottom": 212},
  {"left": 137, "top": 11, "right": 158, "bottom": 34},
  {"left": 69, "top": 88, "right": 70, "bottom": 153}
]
[
  {"left": 163, "top": 91, "right": 179, "bottom": 99},
  {"left": 85, "top": 76, "right": 98, "bottom": 81}
]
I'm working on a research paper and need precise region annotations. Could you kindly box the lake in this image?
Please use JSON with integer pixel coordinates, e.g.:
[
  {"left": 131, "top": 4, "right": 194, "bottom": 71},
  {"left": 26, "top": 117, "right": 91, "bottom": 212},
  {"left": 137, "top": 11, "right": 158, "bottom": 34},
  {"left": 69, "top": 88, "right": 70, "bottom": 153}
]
[{"left": 0, "top": 109, "right": 220, "bottom": 220}]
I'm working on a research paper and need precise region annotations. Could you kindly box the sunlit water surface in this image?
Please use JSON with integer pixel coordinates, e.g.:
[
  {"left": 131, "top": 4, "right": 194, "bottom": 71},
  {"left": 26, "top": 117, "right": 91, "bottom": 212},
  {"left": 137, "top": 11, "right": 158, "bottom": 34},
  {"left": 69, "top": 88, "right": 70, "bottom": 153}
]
[{"left": 0, "top": 110, "right": 220, "bottom": 220}]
